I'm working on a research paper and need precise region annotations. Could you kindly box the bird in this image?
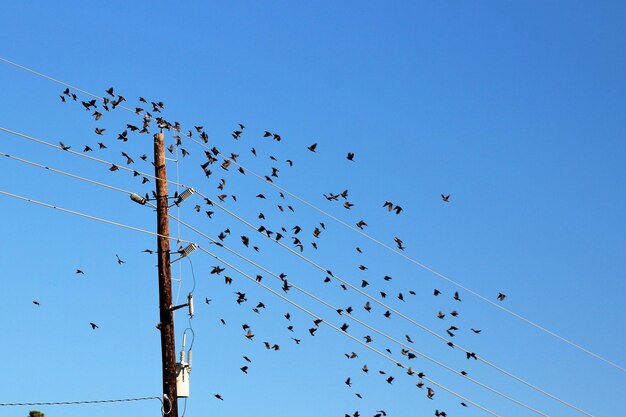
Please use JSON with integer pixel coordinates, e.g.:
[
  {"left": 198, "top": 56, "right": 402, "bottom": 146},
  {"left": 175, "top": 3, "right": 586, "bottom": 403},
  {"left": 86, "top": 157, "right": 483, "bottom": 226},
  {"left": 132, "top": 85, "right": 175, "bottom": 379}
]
[
  {"left": 83, "top": 145, "right": 93, "bottom": 152},
  {"left": 466, "top": 352, "right": 478, "bottom": 360},
  {"left": 245, "top": 329, "right": 254, "bottom": 340},
  {"left": 115, "top": 254, "right": 125, "bottom": 264},
  {"left": 386, "top": 376, "right": 394, "bottom": 384},
  {"left": 471, "top": 328, "right": 482, "bottom": 334},
  {"left": 453, "top": 291, "right": 461, "bottom": 301},
  {"left": 356, "top": 220, "right": 367, "bottom": 229},
  {"left": 95, "top": 127, "right": 106, "bottom": 135},
  {"left": 98, "top": 142, "right": 107, "bottom": 149},
  {"left": 32, "top": 300, "right": 40, "bottom": 306},
  {"left": 76, "top": 269, "right": 84, "bottom": 274},
  {"left": 433, "top": 289, "right": 441, "bottom": 296},
  {"left": 427, "top": 387, "right": 435, "bottom": 399},
  {"left": 347, "top": 152, "right": 355, "bottom": 161},
  {"left": 497, "top": 292, "right": 507, "bottom": 301},
  {"left": 345, "top": 377, "right": 352, "bottom": 387},
  {"left": 362, "top": 364, "right": 369, "bottom": 373},
  {"left": 90, "top": 322, "right": 99, "bottom": 329},
  {"left": 121, "top": 151, "right": 134, "bottom": 164},
  {"left": 214, "top": 394, "right": 224, "bottom": 401},
  {"left": 59, "top": 142, "right": 71, "bottom": 151},
  {"left": 441, "top": 194, "right": 451, "bottom": 202},
  {"left": 205, "top": 298, "right": 211, "bottom": 304},
  {"left": 307, "top": 143, "right": 318, "bottom": 152},
  {"left": 437, "top": 311, "right": 445, "bottom": 319},
  {"left": 240, "top": 366, "right": 248, "bottom": 374}
]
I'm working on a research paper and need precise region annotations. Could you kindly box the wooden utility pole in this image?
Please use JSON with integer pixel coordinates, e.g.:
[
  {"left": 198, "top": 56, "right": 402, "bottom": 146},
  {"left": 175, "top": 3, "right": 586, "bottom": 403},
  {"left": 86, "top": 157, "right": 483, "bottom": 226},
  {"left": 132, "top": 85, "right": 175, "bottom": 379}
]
[{"left": 154, "top": 130, "right": 178, "bottom": 417}]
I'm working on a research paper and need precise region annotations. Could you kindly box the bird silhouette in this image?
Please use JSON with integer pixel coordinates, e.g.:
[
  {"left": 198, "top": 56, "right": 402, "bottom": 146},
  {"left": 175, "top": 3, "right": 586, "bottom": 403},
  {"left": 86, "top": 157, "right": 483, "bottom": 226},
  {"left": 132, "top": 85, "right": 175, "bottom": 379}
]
[{"left": 90, "top": 322, "right": 99, "bottom": 329}]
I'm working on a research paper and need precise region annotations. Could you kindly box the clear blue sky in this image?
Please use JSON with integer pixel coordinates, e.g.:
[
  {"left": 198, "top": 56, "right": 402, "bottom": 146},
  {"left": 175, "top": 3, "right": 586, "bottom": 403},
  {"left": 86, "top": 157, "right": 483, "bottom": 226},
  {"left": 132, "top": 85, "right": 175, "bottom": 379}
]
[{"left": 1, "top": 1, "right": 624, "bottom": 417}]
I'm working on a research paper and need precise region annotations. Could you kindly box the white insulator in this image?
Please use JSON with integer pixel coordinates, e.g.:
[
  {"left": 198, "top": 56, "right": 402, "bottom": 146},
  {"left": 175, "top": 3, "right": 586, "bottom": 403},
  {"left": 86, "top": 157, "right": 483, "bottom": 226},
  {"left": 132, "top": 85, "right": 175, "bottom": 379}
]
[
  {"left": 174, "top": 187, "right": 195, "bottom": 206},
  {"left": 129, "top": 192, "right": 147, "bottom": 205},
  {"left": 188, "top": 293, "right": 194, "bottom": 318}
]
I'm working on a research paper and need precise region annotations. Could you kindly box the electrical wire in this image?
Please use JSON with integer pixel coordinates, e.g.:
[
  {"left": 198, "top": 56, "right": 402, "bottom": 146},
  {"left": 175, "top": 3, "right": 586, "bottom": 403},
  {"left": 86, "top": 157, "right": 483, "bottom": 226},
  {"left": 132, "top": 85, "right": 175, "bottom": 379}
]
[
  {"left": 0, "top": 396, "right": 162, "bottom": 407},
  {"left": 0, "top": 128, "right": 594, "bottom": 415},
  {"left": 195, "top": 245, "right": 501, "bottom": 417},
  {"left": 0, "top": 150, "right": 543, "bottom": 412},
  {"left": 1, "top": 55, "right": 623, "bottom": 375},
  {"left": 0, "top": 151, "right": 134, "bottom": 194},
  {"left": 196, "top": 192, "right": 596, "bottom": 416},
  {"left": 0, "top": 188, "right": 502, "bottom": 417},
  {"left": 166, "top": 213, "right": 553, "bottom": 416},
  {"left": 0, "top": 189, "right": 193, "bottom": 245}
]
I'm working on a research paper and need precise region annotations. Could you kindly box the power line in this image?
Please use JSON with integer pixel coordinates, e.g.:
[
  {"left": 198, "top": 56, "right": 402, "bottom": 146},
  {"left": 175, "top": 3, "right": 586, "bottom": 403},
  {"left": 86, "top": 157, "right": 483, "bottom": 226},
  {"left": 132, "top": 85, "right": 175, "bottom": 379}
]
[
  {"left": 169, "top": 215, "right": 552, "bottom": 416},
  {"left": 0, "top": 126, "right": 167, "bottom": 185},
  {"left": 0, "top": 127, "right": 594, "bottom": 415},
  {"left": 196, "top": 192, "right": 595, "bottom": 416},
  {"left": 195, "top": 245, "right": 501, "bottom": 417},
  {"left": 0, "top": 56, "right": 619, "bottom": 373},
  {"left": 0, "top": 189, "right": 192, "bottom": 245},
  {"left": 0, "top": 396, "right": 162, "bottom": 407},
  {"left": 0, "top": 151, "right": 555, "bottom": 415},
  {"left": 0, "top": 188, "right": 501, "bottom": 417},
  {"left": 0, "top": 150, "right": 134, "bottom": 195}
]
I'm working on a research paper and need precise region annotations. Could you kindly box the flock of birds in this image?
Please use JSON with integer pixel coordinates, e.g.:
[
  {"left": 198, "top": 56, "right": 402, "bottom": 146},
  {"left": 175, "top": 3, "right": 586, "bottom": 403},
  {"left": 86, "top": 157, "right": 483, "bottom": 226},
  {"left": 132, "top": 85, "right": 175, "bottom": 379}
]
[{"left": 29, "top": 86, "right": 510, "bottom": 417}]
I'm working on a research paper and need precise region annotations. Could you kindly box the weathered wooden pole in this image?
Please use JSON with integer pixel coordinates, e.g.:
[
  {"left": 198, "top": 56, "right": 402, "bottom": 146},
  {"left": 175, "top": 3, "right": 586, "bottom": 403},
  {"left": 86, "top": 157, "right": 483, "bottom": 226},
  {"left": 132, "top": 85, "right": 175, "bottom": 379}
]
[{"left": 154, "top": 130, "right": 178, "bottom": 416}]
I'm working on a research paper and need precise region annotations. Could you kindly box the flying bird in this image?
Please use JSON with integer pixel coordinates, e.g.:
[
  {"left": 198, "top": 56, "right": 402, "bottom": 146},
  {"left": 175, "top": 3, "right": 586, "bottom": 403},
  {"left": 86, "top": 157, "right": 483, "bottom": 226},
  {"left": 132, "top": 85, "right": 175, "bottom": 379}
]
[
  {"left": 307, "top": 143, "right": 318, "bottom": 152},
  {"left": 90, "top": 322, "right": 99, "bottom": 329},
  {"left": 441, "top": 194, "right": 450, "bottom": 202}
]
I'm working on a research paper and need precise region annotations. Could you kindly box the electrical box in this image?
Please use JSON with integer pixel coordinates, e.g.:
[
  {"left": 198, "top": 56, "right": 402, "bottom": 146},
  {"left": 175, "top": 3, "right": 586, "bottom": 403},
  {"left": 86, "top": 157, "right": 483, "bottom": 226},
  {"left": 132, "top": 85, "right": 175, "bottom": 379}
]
[{"left": 176, "top": 361, "right": 190, "bottom": 398}]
